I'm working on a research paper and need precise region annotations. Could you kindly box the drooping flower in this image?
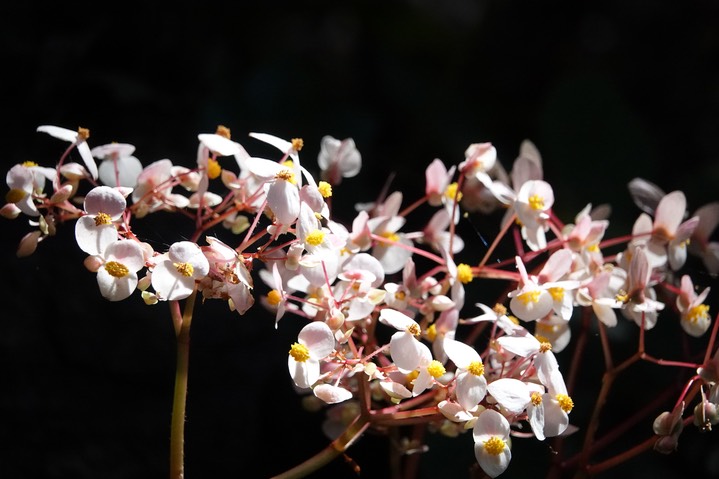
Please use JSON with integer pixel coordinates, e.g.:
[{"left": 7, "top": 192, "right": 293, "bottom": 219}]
[
  {"left": 288, "top": 321, "right": 335, "bottom": 389},
  {"left": 94, "top": 239, "right": 146, "bottom": 301}
]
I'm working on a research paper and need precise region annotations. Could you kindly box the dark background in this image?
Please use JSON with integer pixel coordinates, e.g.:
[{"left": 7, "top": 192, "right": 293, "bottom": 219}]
[{"left": 1, "top": 1, "right": 719, "bottom": 478}]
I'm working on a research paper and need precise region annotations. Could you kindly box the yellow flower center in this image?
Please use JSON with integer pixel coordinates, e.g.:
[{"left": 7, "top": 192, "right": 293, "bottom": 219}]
[
  {"left": 531, "top": 391, "right": 543, "bottom": 406},
  {"left": 493, "top": 303, "right": 507, "bottom": 316},
  {"left": 94, "top": 212, "right": 112, "bottom": 226},
  {"left": 687, "top": 304, "right": 710, "bottom": 323},
  {"left": 425, "top": 323, "right": 437, "bottom": 342},
  {"left": 528, "top": 194, "right": 544, "bottom": 210},
  {"left": 305, "top": 229, "right": 325, "bottom": 246},
  {"left": 21, "top": 161, "right": 38, "bottom": 167},
  {"left": 427, "top": 360, "right": 446, "bottom": 378},
  {"left": 556, "top": 393, "right": 574, "bottom": 413},
  {"left": 174, "top": 262, "right": 194, "bottom": 277},
  {"left": 517, "top": 290, "right": 541, "bottom": 304},
  {"left": 378, "top": 231, "right": 400, "bottom": 245},
  {"left": 444, "top": 182, "right": 462, "bottom": 202},
  {"left": 5, "top": 188, "right": 27, "bottom": 204},
  {"left": 276, "top": 169, "right": 297, "bottom": 185},
  {"left": 548, "top": 287, "right": 564, "bottom": 301},
  {"left": 206, "top": 158, "right": 221, "bottom": 179},
  {"left": 467, "top": 360, "right": 484, "bottom": 377},
  {"left": 216, "top": 125, "right": 231, "bottom": 139},
  {"left": 456, "top": 263, "right": 474, "bottom": 284},
  {"left": 291, "top": 138, "right": 304, "bottom": 151},
  {"left": 318, "top": 181, "right": 332, "bottom": 198},
  {"left": 407, "top": 323, "right": 421, "bottom": 337},
  {"left": 267, "top": 289, "right": 282, "bottom": 306},
  {"left": 539, "top": 341, "right": 553, "bottom": 353},
  {"left": 104, "top": 261, "right": 129, "bottom": 278},
  {"left": 483, "top": 436, "right": 506, "bottom": 456},
  {"left": 77, "top": 127, "right": 90, "bottom": 141},
  {"left": 406, "top": 370, "right": 420, "bottom": 384},
  {"left": 289, "top": 342, "right": 310, "bottom": 362}
]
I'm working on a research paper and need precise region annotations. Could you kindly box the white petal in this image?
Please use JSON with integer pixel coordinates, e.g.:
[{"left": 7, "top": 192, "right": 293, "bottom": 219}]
[
  {"left": 487, "top": 378, "right": 530, "bottom": 414},
  {"left": 313, "top": 384, "right": 352, "bottom": 404}
]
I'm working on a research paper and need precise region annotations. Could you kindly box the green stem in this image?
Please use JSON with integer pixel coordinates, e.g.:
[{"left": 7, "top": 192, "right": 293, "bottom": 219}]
[{"left": 170, "top": 288, "right": 197, "bottom": 479}]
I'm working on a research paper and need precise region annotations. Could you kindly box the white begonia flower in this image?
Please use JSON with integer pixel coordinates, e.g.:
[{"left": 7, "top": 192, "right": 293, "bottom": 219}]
[
  {"left": 676, "top": 274, "right": 711, "bottom": 337},
  {"left": 5, "top": 164, "right": 46, "bottom": 217},
  {"left": 91, "top": 142, "right": 143, "bottom": 188},
  {"left": 96, "top": 239, "right": 146, "bottom": 301},
  {"left": 317, "top": 135, "right": 362, "bottom": 185},
  {"left": 379, "top": 308, "right": 432, "bottom": 373},
  {"left": 75, "top": 186, "right": 127, "bottom": 255},
  {"left": 288, "top": 321, "right": 335, "bottom": 389},
  {"left": 508, "top": 256, "right": 554, "bottom": 322},
  {"left": 473, "top": 409, "right": 512, "bottom": 478},
  {"left": 443, "top": 338, "right": 488, "bottom": 411},
  {"left": 37, "top": 125, "right": 98, "bottom": 180},
  {"left": 151, "top": 241, "right": 210, "bottom": 301}
]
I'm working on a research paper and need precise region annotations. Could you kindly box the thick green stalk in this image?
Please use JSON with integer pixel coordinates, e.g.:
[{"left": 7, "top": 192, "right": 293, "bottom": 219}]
[{"left": 170, "top": 289, "right": 197, "bottom": 479}]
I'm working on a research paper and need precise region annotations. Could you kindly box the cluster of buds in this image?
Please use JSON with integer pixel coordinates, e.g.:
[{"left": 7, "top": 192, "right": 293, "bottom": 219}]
[{"left": 3, "top": 124, "right": 718, "bottom": 477}]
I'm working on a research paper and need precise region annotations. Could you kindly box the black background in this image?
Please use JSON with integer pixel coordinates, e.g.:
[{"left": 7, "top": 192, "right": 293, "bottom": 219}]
[{"left": 1, "top": 1, "right": 719, "bottom": 478}]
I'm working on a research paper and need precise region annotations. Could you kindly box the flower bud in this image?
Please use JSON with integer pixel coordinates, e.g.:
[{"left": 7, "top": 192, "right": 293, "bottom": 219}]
[{"left": 693, "top": 400, "right": 719, "bottom": 432}]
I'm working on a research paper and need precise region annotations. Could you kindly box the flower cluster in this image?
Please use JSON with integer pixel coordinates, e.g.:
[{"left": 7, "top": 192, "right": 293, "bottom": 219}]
[{"left": 4, "top": 124, "right": 718, "bottom": 478}]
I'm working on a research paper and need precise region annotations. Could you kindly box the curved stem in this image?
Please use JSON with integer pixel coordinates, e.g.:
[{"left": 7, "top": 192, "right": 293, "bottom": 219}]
[
  {"left": 170, "top": 288, "right": 197, "bottom": 479},
  {"left": 271, "top": 414, "right": 370, "bottom": 479}
]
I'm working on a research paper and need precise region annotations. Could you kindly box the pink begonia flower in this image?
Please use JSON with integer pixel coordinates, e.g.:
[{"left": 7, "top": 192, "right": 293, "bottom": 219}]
[
  {"left": 473, "top": 409, "right": 512, "bottom": 478},
  {"left": 424, "top": 158, "right": 457, "bottom": 207},
  {"left": 443, "top": 338, "right": 488, "bottom": 411},
  {"left": 379, "top": 308, "right": 432, "bottom": 373},
  {"left": 645, "top": 190, "right": 700, "bottom": 271},
  {"left": 91, "top": 142, "right": 143, "bottom": 188},
  {"left": 575, "top": 269, "right": 625, "bottom": 328},
  {"left": 458, "top": 142, "right": 497, "bottom": 188},
  {"left": 317, "top": 135, "right": 362, "bottom": 186},
  {"left": 201, "top": 236, "right": 254, "bottom": 315},
  {"left": 75, "top": 186, "right": 127, "bottom": 255},
  {"left": 5, "top": 162, "right": 57, "bottom": 217},
  {"left": 287, "top": 321, "right": 335, "bottom": 389},
  {"left": 509, "top": 251, "right": 579, "bottom": 322},
  {"left": 688, "top": 201, "right": 719, "bottom": 275},
  {"left": 244, "top": 156, "right": 301, "bottom": 226},
  {"left": 620, "top": 245, "right": 665, "bottom": 330},
  {"left": 131, "top": 159, "right": 190, "bottom": 216},
  {"left": 37, "top": 125, "right": 98, "bottom": 180},
  {"left": 514, "top": 179, "right": 554, "bottom": 251},
  {"left": 676, "top": 274, "right": 711, "bottom": 337},
  {"left": 95, "top": 239, "right": 146, "bottom": 301},
  {"left": 151, "top": 241, "right": 210, "bottom": 301},
  {"left": 461, "top": 302, "right": 525, "bottom": 335}
]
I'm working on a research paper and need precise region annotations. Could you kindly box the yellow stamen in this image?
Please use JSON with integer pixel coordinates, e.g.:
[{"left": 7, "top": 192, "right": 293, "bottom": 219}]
[
  {"left": 483, "top": 436, "right": 506, "bottom": 456},
  {"left": 276, "top": 169, "right": 297, "bottom": 185},
  {"left": 467, "top": 361, "right": 484, "bottom": 377},
  {"left": 94, "top": 212, "right": 112, "bottom": 226},
  {"left": 548, "top": 287, "right": 564, "bottom": 301},
  {"left": 291, "top": 138, "right": 304, "bottom": 151},
  {"left": 77, "top": 127, "right": 90, "bottom": 141},
  {"left": 531, "top": 391, "right": 543, "bottom": 406},
  {"left": 538, "top": 341, "right": 552, "bottom": 353},
  {"left": 456, "top": 263, "right": 474, "bottom": 284},
  {"left": 22, "top": 161, "right": 38, "bottom": 168},
  {"left": 517, "top": 290, "right": 541, "bottom": 304},
  {"left": 687, "top": 304, "right": 710, "bottom": 323},
  {"left": 174, "top": 262, "right": 194, "bottom": 277},
  {"left": 207, "top": 158, "right": 221, "bottom": 179},
  {"left": 425, "top": 323, "right": 437, "bottom": 342},
  {"left": 556, "top": 394, "right": 574, "bottom": 413},
  {"left": 407, "top": 323, "right": 421, "bottom": 338},
  {"left": 267, "top": 289, "right": 282, "bottom": 306},
  {"left": 318, "top": 181, "right": 332, "bottom": 198},
  {"left": 528, "top": 194, "right": 544, "bottom": 210},
  {"left": 305, "top": 229, "right": 325, "bottom": 246},
  {"left": 444, "top": 182, "right": 463, "bottom": 202},
  {"left": 216, "top": 125, "right": 231, "bottom": 139},
  {"left": 493, "top": 303, "right": 507, "bottom": 316},
  {"left": 426, "top": 360, "right": 446, "bottom": 378},
  {"left": 289, "top": 342, "right": 310, "bottom": 362},
  {"left": 104, "top": 261, "right": 129, "bottom": 278}
]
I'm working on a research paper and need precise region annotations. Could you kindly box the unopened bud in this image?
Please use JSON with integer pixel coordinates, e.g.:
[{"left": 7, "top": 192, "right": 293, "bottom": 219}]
[
  {"left": 693, "top": 400, "right": 719, "bottom": 432},
  {"left": 17, "top": 231, "right": 41, "bottom": 257},
  {"left": 0, "top": 203, "right": 22, "bottom": 219}
]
